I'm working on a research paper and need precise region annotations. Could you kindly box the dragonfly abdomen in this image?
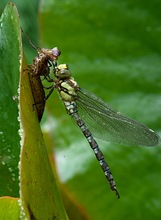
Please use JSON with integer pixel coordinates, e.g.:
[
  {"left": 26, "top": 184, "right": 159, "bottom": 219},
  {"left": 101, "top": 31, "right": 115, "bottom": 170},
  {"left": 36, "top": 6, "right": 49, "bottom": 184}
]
[{"left": 64, "top": 100, "right": 120, "bottom": 198}]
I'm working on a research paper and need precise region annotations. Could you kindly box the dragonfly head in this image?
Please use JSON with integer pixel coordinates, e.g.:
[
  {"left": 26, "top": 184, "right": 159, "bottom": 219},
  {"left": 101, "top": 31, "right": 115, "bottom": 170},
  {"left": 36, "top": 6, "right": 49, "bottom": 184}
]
[{"left": 54, "top": 63, "right": 72, "bottom": 79}]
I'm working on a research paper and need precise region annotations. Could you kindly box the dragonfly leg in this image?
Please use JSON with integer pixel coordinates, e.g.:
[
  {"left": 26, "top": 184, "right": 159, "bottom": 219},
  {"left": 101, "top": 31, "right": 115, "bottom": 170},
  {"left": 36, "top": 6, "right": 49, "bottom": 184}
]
[{"left": 45, "top": 85, "right": 55, "bottom": 101}]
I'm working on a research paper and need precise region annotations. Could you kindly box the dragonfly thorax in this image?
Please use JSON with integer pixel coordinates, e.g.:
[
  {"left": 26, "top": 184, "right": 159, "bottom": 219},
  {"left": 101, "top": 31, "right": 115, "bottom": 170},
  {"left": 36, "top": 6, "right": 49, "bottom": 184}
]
[
  {"left": 59, "top": 79, "right": 78, "bottom": 101},
  {"left": 54, "top": 63, "right": 79, "bottom": 101}
]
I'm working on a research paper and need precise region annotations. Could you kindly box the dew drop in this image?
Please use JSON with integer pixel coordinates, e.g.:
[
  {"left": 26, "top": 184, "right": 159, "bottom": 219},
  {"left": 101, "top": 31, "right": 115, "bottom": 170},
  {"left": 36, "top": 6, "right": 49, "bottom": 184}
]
[
  {"left": 1, "top": 161, "right": 5, "bottom": 165},
  {"left": 8, "top": 167, "right": 13, "bottom": 172}
]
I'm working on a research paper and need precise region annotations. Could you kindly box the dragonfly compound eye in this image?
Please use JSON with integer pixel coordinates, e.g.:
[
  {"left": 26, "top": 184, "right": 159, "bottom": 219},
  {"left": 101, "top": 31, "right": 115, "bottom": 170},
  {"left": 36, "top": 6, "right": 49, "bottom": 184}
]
[{"left": 57, "top": 64, "right": 72, "bottom": 79}]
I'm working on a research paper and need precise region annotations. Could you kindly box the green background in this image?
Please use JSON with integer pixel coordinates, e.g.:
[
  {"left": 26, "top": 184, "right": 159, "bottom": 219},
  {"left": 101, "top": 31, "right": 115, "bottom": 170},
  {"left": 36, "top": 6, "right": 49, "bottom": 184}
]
[{"left": 0, "top": 0, "right": 161, "bottom": 219}]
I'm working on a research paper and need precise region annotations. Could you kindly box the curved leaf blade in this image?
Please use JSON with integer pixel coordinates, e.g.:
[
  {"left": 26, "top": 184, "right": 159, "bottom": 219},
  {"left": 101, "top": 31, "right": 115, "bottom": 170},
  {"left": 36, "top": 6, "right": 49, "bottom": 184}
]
[
  {"left": 0, "top": 197, "right": 20, "bottom": 220},
  {"left": 0, "top": 2, "right": 21, "bottom": 197},
  {"left": 19, "top": 31, "right": 68, "bottom": 220}
]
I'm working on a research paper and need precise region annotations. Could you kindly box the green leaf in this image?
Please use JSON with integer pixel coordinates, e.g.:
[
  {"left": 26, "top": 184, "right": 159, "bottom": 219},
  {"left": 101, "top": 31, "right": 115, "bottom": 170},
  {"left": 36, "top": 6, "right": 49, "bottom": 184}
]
[
  {"left": 0, "top": 197, "right": 20, "bottom": 219},
  {"left": 0, "top": 2, "right": 21, "bottom": 197},
  {"left": 19, "top": 56, "right": 68, "bottom": 219}
]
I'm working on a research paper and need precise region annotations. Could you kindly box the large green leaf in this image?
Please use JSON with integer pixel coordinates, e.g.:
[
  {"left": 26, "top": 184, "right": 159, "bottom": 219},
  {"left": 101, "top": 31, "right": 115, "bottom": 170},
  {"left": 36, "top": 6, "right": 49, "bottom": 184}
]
[{"left": 0, "top": 1, "right": 20, "bottom": 197}]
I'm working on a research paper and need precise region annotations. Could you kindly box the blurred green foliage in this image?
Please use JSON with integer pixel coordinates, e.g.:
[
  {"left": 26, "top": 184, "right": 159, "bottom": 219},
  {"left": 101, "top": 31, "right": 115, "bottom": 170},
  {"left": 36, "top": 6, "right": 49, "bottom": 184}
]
[{"left": 40, "top": 1, "right": 161, "bottom": 220}]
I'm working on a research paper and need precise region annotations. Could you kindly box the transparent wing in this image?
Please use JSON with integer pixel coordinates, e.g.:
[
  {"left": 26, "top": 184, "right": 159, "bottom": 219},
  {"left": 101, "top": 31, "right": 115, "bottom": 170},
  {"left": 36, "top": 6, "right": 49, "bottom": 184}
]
[{"left": 76, "top": 88, "right": 160, "bottom": 146}]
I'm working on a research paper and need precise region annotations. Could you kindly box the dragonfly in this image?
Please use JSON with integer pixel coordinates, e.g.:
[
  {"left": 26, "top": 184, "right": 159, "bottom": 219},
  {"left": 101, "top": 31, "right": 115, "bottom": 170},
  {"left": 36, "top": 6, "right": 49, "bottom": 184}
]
[
  {"left": 48, "top": 63, "right": 160, "bottom": 198},
  {"left": 21, "top": 29, "right": 160, "bottom": 197}
]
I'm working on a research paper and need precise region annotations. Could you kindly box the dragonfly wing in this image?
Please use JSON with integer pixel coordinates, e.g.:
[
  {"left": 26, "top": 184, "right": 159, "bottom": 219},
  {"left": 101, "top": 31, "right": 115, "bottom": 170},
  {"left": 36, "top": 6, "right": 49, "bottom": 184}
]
[{"left": 76, "top": 88, "right": 160, "bottom": 146}]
